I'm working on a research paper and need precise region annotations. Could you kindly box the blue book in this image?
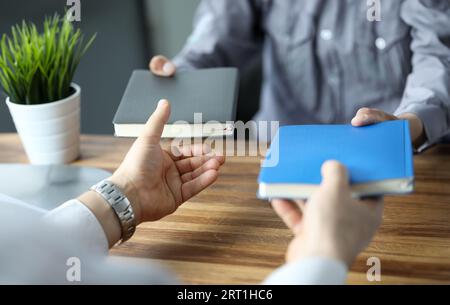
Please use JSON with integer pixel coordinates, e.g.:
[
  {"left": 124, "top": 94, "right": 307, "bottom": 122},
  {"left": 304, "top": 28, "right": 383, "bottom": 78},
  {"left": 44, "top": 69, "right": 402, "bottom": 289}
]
[{"left": 258, "top": 121, "right": 414, "bottom": 199}]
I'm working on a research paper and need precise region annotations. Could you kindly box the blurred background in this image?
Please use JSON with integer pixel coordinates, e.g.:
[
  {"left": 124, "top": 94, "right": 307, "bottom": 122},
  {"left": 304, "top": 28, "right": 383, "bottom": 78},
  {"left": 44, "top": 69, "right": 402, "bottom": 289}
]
[{"left": 0, "top": 0, "right": 261, "bottom": 134}]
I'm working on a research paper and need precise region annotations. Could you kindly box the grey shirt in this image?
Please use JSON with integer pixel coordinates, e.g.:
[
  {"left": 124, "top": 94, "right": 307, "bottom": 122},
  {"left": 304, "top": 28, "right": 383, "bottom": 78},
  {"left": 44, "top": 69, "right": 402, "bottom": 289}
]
[{"left": 173, "top": 0, "right": 450, "bottom": 146}]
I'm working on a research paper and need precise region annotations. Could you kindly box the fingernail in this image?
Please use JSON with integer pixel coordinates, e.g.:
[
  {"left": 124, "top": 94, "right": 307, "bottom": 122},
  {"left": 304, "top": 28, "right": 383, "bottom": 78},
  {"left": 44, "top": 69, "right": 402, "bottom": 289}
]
[
  {"left": 355, "top": 114, "right": 368, "bottom": 124},
  {"left": 163, "top": 62, "right": 175, "bottom": 75},
  {"left": 158, "top": 99, "right": 167, "bottom": 107}
]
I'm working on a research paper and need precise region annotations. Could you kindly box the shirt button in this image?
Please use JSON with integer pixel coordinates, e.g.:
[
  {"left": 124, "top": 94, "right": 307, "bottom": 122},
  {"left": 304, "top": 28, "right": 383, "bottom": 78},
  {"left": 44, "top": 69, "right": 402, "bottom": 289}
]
[
  {"left": 375, "top": 37, "right": 387, "bottom": 50},
  {"left": 329, "top": 75, "right": 339, "bottom": 85},
  {"left": 320, "top": 29, "right": 333, "bottom": 41}
]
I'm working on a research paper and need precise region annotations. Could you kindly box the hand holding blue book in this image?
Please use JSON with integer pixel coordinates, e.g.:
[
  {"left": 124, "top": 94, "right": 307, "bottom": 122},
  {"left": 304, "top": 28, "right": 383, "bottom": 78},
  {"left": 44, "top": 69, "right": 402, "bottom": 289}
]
[{"left": 258, "top": 121, "right": 414, "bottom": 199}]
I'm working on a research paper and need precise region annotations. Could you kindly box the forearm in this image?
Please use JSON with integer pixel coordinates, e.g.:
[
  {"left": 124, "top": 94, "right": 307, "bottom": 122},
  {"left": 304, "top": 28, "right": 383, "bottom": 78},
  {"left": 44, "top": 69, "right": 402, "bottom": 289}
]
[
  {"left": 395, "top": 96, "right": 449, "bottom": 151},
  {"left": 42, "top": 199, "right": 175, "bottom": 284},
  {"left": 172, "top": 0, "right": 261, "bottom": 70},
  {"left": 397, "top": 0, "right": 450, "bottom": 149},
  {"left": 77, "top": 191, "right": 122, "bottom": 248},
  {"left": 77, "top": 174, "right": 142, "bottom": 248},
  {"left": 44, "top": 200, "right": 110, "bottom": 256}
]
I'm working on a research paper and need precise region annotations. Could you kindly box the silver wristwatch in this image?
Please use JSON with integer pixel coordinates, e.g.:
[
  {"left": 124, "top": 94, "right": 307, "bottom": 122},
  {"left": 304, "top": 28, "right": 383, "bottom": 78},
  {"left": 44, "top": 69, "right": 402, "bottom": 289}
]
[{"left": 90, "top": 180, "right": 136, "bottom": 244}]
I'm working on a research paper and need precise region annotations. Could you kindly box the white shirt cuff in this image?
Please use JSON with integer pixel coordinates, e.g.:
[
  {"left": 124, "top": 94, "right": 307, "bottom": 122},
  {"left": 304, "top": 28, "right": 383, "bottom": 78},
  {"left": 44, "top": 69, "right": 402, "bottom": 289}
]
[
  {"left": 43, "top": 200, "right": 109, "bottom": 256},
  {"left": 264, "top": 257, "right": 348, "bottom": 285}
]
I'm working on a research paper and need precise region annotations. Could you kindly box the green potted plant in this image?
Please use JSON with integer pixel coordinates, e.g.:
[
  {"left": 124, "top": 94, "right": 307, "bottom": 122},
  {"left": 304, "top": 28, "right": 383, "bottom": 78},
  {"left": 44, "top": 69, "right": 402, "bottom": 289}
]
[{"left": 0, "top": 13, "right": 95, "bottom": 164}]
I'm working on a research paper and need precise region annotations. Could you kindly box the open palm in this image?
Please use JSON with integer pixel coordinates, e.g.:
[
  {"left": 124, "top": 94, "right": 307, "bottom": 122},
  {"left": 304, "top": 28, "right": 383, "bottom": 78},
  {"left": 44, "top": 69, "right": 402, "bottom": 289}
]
[{"left": 112, "top": 100, "right": 224, "bottom": 224}]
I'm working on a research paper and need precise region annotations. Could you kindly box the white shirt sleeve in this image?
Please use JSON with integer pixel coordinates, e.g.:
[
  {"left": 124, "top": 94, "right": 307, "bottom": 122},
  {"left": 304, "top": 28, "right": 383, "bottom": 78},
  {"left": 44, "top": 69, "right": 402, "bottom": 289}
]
[
  {"left": 0, "top": 195, "right": 178, "bottom": 284},
  {"left": 44, "top": 200, "right": 109, "bottom": 256},
  {"left": 263, "top": 257, "right": 348, "bottom": 285}
]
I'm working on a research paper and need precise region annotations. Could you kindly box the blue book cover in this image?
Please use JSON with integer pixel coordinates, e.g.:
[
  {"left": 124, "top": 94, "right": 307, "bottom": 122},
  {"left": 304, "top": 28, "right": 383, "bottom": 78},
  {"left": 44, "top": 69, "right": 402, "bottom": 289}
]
[{"left": 258, "top": 121, "right": 414, "bottom": 199}]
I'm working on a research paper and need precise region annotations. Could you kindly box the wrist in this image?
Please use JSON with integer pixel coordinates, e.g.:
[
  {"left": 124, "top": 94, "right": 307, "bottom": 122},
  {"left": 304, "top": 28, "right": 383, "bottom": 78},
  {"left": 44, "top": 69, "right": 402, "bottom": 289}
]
[
  {"left": 398, "top": 113, "right": 426, "bottom": 147},
  {"left": 109, "top": 174, "right": 142, "bottom": 225},
  {"left": 78, "top": 191, "right": 122, "bottom": 248},
  {"left": 287, "top": 240, "right": 355, "bottom": 268}
]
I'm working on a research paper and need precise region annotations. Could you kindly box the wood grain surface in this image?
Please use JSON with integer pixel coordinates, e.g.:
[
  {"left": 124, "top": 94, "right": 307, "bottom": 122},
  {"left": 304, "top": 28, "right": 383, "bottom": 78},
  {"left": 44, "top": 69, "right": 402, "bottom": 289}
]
[{"left": 1, "top": 133, "right": 449, "bottom": 284}]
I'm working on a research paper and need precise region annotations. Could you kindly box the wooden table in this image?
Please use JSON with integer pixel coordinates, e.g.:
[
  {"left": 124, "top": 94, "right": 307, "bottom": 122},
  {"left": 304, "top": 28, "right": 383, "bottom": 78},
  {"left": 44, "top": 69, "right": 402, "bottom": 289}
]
[{"left": 1, "top": 133, "right": 449, "bottom": 284}]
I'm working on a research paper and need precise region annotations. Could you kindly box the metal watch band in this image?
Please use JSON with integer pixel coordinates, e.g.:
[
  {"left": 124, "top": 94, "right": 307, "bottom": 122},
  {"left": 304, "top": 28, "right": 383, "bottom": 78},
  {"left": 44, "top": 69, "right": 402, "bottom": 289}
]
[{"left": 90, "top": 180, "right": 136, "bottom": 244}]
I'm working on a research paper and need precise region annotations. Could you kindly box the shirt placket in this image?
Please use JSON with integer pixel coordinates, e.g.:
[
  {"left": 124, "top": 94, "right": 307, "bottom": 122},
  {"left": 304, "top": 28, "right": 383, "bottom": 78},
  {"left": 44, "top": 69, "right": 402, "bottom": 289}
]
[{"left": 318, "top": 27, "right": 343, "bottom": 123}]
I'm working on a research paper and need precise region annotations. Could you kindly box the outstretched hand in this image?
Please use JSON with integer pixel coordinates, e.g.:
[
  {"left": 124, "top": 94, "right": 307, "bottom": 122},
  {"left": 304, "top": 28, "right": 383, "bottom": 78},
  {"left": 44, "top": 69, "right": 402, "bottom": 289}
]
[{"left": 111, "top": 99, "right": 225, "bottom": 225}]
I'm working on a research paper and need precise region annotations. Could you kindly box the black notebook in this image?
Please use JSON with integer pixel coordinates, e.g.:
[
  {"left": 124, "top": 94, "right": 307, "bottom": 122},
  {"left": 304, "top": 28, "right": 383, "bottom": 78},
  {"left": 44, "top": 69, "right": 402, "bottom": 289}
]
[{"left": 113, "top": 68, "right": 239, "bottom": 138}]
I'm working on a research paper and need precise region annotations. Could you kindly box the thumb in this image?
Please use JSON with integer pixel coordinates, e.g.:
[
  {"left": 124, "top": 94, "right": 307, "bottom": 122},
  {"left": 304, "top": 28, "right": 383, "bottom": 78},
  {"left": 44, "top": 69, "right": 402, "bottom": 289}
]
[
  {"left": 149, "top": 55, "right": 176, "bottom": 77},
  {"left": 140, "top": 99, "right": 171, "bottom": 143},
  {"left": 320, "top": 160, "right": 350, "bottom": 189}
]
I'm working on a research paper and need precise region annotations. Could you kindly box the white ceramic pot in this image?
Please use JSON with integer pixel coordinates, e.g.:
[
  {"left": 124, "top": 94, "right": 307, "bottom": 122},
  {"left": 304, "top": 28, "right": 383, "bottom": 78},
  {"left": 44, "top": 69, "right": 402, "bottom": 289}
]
[{"left": 6, "top": 84, "right": 81, "bottom": 165}]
